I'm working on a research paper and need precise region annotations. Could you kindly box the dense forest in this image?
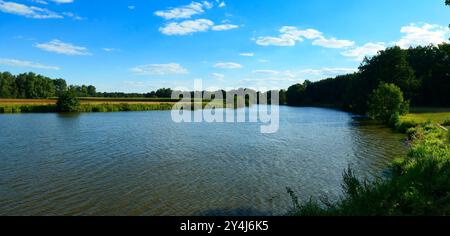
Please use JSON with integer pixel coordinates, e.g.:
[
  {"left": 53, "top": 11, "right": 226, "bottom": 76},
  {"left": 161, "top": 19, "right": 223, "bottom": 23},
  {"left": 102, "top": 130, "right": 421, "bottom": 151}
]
[{"left": 287, "top": 44, "right": 450, "bottom": 114}]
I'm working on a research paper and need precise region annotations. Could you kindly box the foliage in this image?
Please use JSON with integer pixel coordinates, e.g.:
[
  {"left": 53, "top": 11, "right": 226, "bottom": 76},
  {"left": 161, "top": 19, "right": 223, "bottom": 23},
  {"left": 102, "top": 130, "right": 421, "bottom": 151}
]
[
  {"left": 0, "top": 72, "right": 96, "bottom": 99},
  {"left": 443, "top": 119, "right": 450, "bottom": 126},
  {"left": 56, "top": 92, "right": 80, "bottom": 112},
  {"left": 286, "top": 44, "right": 450, "bottom": 113},
  {"left": 288, "top": 124, "right": 450, "bottom": 216},
  {"left": 368, "top": 83, "right": 409, "bottom": 124}
]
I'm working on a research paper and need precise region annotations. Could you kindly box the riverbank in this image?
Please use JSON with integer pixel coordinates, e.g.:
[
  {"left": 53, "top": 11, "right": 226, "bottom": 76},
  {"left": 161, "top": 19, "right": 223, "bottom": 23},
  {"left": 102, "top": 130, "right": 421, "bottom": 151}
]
[
  {"left": 0, "top": 98, "right": 224, "bottom": 113},
  {"left": 288, "top": 110, "right": 450, "bottom": 216}
]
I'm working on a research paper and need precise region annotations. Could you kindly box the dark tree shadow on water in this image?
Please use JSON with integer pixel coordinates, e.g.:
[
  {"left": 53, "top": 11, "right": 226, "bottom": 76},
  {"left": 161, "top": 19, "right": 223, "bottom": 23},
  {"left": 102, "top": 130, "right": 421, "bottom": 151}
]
[
  {"left": 57, "top": 113, "right": 81, "bottom": 119},
  {"left": 194, "top": 208, "right": 274, "bottom": 216}
]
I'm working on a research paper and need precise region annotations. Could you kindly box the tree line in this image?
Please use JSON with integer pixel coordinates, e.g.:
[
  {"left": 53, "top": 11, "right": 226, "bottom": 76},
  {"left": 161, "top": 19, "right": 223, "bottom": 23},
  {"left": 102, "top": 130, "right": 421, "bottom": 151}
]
[
  {"left": 0, "top": 72, "right": 97, "bottom": 98},
  {"left": 2, "top": 44, "right": 448, "bottom": 110},
  {"left": 0, "top": 72, "right": 177, "bottom": 99},
  {"left": 287, "top": 44, "right": 450, "bottom": 114}
]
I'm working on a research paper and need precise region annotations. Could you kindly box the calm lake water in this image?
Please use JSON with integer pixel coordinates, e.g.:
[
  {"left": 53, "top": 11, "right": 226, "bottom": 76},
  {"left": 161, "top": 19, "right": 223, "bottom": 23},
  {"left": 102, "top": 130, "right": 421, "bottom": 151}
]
[{"left": 0, "top": 106, "right": 407, "bottom": 216}]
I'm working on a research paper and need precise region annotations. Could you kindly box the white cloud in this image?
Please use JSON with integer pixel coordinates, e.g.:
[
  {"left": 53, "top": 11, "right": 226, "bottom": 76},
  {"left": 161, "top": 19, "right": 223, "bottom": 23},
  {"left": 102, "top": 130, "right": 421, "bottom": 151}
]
[
  {"left": 256, "top": 36, "right": 296, "bottom": 47},
  {"left": 395, "top": 23, "right": 450, "bottom": 49},
  {"left": 213, "top": 62, "right": 242, "bottom": 69},
  {"left": 256, "top": 26, "right": 354, "bottom": 48},
  {"left": 154, "top": 1, "right": 212, "bottom": 20},
  {"left": 218, "top": 1, "right": 226, "bottom": 8},
  {"left": 341, "top": 42, "right": 386, "bottom": 61},
  {"left": 159, "top": 19, "right": 213, "bottom": 35},
  {"left": 0, "top": 0, "right": 62, "bottom": 19},
  {"left": 159, "top": 19, "right": 238, "bottom": 35},
  {"left": 212, "top": 24, "right": 239, "bottom": 31},
  {"left": 131, "top": 63, "right": 188, "bottom": 75},
  {"left": 128, "top": 5, "right": 135, "bottom": 10},
  {"left": 239, "top": 52, "right": 254, "bottom": 57},
  {"left": 35, "top": 39, "right": 91, "bottom": 56},
  {"left": 0, "top": 58, "right": 59, "bottom": 70},
  {"left": 312, "top": 37, "right": 355, "bottom": 48}
]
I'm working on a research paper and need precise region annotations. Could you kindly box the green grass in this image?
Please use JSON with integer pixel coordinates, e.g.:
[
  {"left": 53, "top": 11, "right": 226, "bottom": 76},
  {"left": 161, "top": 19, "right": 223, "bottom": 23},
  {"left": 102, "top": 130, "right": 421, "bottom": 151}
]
[
  {"left": 401, "top": 107, "right": 450, "bottom": 125},
  {"left": 0, "top": 103, "right": 177, "bottom": 113},
  {"left": 0, "top": 101, "right": 228, "bottom": 114}
]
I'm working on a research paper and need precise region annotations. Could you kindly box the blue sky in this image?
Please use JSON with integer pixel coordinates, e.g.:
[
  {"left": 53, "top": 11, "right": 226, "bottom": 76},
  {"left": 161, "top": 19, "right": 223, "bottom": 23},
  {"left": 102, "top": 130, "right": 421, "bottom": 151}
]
[{"left": 0, "top": 0, "right": 449, "bottom": 92}]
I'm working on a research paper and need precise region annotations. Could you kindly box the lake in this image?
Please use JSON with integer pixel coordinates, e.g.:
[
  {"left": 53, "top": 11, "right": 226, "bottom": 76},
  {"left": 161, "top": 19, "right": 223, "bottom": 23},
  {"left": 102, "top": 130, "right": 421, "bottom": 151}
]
[{"left": 0, "top": 106, "right": 407, "bottom": 216}]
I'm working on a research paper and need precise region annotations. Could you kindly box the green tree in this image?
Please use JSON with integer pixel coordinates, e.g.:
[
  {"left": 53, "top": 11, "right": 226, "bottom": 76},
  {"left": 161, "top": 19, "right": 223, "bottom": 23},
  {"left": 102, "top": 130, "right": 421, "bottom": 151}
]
[
  {"left": 0, "top": 72, "right": 17, "bottom": 98},
  {"left": 56, "top": 91, "right": 80, "bottom": 112},
  {"left": 54, "top": 79, "right": 67, "bottom": 96},
  {"left": 286, "top": 83, "right": 306, "bottom": 106},
  {"left": 87, "top": 85, "right": 97, "bottom": 97},
  {"left": 368, "top": 83, "right": 409, "bottom": 123}
]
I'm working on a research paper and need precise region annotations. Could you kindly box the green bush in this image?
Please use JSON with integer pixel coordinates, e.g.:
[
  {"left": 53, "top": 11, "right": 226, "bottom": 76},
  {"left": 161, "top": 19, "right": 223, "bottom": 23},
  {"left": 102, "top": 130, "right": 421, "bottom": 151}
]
[
  {"left": 56, "top": 92, "right": 80, "bottom": 112},
  {"left": 368, "top": 83, "right": 409, "bottom": 124}
]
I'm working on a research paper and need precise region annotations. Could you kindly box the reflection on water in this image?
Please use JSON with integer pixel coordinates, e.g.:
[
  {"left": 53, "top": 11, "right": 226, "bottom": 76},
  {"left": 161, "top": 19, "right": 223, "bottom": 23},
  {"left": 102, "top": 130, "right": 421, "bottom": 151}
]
[{"left": 0, "top": 106, "right": 407, "bottom": 216}]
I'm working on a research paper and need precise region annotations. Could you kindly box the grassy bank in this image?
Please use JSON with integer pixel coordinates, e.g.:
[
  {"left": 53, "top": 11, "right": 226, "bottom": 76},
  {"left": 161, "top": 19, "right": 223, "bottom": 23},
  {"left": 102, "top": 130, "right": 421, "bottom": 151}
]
[
  {"left": 288, "top": 109, "right": 450, "bottom": 216},
  {"left": 0, "top": 98, "right": 244, "bottom": 114},
  {"left": 0, "top": 103, "right": 176, "bottom": 113}
]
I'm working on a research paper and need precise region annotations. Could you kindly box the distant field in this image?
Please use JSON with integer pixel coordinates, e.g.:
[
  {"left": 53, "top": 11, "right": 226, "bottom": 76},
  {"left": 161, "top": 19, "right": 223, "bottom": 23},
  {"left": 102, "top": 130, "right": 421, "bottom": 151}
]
[
  {"left": 0, "top": 98, "right": 179, "bottom": 105},
  {"left": 401, "top": 107, "right": 450, "bottom": 124}
]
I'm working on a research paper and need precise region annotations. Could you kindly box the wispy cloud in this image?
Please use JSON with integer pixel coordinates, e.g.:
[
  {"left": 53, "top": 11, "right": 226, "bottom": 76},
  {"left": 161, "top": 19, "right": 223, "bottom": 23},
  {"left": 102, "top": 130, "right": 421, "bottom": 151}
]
[
  {"left": 248, "top": 68, "right": 357, "bottom": 82},
  {"left": 102, "top": 48, "right": 120, "bottom": 52},
  {"left": 213, "top": 62, "right": 243, "bottom": 69},
  {"left": 0, "top": 0, "right": 62, "bottom": 19},
  {"left": 341, "top": 42, "right": 386, "bottom": 61},
  {"left": 50, "top": 0, "right": 74, "bottom": 3},
  {"left": 35, "top": 39, "right": 91, "bottom": 56},
  {"left": 154, "top": 1, "right": 213, "bottom": 20},
  {"left": 256, "top": 26, "right": 354, "bottom": 48},
  {"left": 240, "top": 52, "right": 254, "bottom": 57},
  {"left": 0, "top": 58, "right": 59, "bottom": 70},
  {"left": 212, "top": 24, "right": 239, "bottom": 31},
  {"left": 131, "top": 63, "right": 188, "bottom": 75},
  {"left": 159, "top": 19, "right": 214, "bottom": 35},
  {"left": 62, "top": 11, "right": 83, "bottom": 20},
  {"left": 159, "top": 19, "right": 239, "bottom": 36}
]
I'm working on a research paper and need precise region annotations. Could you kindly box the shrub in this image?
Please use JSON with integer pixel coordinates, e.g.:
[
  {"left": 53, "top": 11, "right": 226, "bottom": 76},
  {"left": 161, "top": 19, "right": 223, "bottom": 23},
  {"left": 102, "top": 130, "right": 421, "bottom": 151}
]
[
  {"left": 368, "top": 83, "right": 409, "bottom": 124},
  {"left": 56, "top": 92, "right": 80, "bottom": 112}
]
